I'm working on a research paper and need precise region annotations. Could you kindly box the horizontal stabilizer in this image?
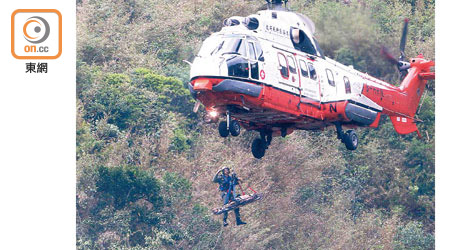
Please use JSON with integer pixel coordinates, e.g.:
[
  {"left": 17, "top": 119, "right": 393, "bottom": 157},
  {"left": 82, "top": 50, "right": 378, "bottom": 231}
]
[
  {"left": 390, "top": 115, "right": 418, "bottom": 135},
  {"left": 419, "top": 72, "right": 435, "bottom": 80}
]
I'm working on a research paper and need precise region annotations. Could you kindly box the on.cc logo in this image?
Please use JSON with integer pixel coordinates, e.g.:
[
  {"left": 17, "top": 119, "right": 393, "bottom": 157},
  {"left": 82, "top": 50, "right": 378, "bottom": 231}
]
[
  {"left": 11, "top": 9, "right": 62, "bottom": 60},
  {"left": 23, "top": 16, "right": 50, "bottom": 44}
]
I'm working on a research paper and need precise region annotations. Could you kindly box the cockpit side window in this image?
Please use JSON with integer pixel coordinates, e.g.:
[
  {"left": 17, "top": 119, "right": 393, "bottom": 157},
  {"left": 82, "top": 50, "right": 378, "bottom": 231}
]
[
  {"left": 248, "top": 41, "right": 259, "bottom": 79},
  {"left": 254, "top": 42, "right": 264, "bottom": 61},
  {"left": 290, "top": 28, "right": 317, "bottom": 56},
  {"left": 248, "top": 42, "right": 257, "bottom": 60}
]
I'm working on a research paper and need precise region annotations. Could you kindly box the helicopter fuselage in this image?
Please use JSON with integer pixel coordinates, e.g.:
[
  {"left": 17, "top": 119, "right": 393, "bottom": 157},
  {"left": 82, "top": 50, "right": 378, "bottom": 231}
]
[{"left": 188, "top": 8, "right": 434, "bottom": 157}]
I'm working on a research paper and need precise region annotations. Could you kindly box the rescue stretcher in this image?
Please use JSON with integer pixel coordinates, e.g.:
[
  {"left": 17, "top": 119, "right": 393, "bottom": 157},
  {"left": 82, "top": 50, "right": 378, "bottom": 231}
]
[{"left": 212, "top": 191, "right": 263, "bottom": 215}]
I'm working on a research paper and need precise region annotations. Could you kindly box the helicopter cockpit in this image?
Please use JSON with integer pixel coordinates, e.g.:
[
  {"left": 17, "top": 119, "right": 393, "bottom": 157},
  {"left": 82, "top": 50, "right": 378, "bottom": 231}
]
[{"left": 194, "top": 35, "right": 264, "bottom": 80}]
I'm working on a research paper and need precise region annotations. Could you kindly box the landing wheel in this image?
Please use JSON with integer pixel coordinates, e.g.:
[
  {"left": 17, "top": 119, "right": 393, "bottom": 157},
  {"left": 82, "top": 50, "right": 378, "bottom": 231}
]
[
  {"left": 251, "top": 138, "right": 266, "bottom": 159},
  {"left": 281, "top": 128, "right": 287, "bottom": 137},
  {"left": 218, "top": 121, "right": 229, "bottom": 137},
  {"left": 229, "top": 120, "right": 241, "bottom": 137},
  {"left": 343, "top": 130, "right": 358, "bottom": 150}
]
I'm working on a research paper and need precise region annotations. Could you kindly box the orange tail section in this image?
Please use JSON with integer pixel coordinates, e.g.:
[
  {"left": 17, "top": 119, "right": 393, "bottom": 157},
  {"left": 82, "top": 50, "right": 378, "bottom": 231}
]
[
  {"left": 390, "top": 115, "right": 419, "bottom": 136},
  {"left": 397, "top": 56, "right": 435, "bottom": 117},
  {"left": 389, "top": 55, "right": 434, "bottom": 137}
]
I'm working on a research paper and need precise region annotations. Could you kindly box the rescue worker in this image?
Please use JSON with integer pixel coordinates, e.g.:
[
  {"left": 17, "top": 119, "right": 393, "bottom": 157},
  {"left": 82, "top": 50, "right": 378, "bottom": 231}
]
[{"left": 212, "top": 167, "right": 247, "bottom": 227}]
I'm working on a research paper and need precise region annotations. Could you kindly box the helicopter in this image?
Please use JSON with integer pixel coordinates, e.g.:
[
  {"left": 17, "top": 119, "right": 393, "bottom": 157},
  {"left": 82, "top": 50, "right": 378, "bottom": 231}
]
[{"left": 187, "top": 0, "right": 435, "bottom": 159}]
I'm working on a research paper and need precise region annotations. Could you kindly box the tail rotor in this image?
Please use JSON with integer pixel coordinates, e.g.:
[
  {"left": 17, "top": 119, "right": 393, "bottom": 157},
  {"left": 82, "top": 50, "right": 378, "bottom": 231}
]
[{"left": 380, "top": 18, "right": 411, "bottom": 78}]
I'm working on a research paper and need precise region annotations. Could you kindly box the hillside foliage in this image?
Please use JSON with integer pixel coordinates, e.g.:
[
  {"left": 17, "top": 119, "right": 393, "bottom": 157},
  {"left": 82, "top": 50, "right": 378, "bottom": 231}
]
[{"left": 76, "top": 0, "right": 435, "bottom": 249}]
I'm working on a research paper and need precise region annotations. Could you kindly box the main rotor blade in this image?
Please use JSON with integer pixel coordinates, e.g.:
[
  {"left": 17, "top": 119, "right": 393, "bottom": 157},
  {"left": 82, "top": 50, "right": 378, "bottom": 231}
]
[
  {"left": 399, "top": 18, "right": 409, "bottom": 61},
  {"left": 381, "top": 46, "right": 399, "bottom": 65}
]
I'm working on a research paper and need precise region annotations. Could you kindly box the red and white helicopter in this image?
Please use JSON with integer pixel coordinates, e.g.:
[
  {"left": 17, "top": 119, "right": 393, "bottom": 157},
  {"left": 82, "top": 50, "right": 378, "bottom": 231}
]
[{"left": 187, "top": 0, "right": 435, "bottom": 159}]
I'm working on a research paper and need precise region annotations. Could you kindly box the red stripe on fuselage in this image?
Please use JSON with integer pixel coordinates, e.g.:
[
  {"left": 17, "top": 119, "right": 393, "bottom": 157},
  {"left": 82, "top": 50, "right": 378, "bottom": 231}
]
[{"left": 191, "top": 77, "right": 352, "bottom": 131}]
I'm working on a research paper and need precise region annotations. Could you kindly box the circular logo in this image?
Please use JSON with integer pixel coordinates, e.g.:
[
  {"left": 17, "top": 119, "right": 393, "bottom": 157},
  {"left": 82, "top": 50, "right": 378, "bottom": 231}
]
[
  {"left": 23, "top": 16, "right": 50, "bottom": 44},
  {"left": 260, "top": 70, "right": 266, "bottom": 80}
]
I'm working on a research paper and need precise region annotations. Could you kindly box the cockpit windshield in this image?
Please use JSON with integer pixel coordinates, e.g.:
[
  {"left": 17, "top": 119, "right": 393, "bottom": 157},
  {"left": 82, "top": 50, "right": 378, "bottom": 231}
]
[
  {"left": 213, "top": 37, "right": 247, "bottom": 56},
  {"left": 197, "top": 36, "right": 217, "bottom": 57},
  {"left": 198, "top": 36, "right": 247, "bottom": 57}
]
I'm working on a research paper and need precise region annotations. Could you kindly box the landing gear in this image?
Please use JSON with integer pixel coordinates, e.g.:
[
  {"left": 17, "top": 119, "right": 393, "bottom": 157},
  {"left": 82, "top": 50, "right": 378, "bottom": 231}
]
[
  {"left": 251, "top": 138, "right": 265, "bottom": 159},
  {"left": 219, "top": 121, "right": 229, "bottom": 137},
  {"left": 229, "top": 120, "right": 241, "bottom": 137},
  {"left": 343, "top": 130, "right": 358, "bottom": 150},
  {"left": 335, "top": 123, "right": 358, "bottom": 150},
  {"left": 251, "top": 131, "right": 272, "bottom": 159},
  {"left": 281, "top": 127, "right": 287, "bottom": 137},
  {"left": 218, "top": 110, "right": 240, "bottom": 137}
]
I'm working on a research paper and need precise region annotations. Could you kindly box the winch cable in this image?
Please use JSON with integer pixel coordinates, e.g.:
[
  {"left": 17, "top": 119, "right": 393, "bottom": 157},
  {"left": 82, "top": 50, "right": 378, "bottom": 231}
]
[{"left": 238, "top": 183, "right": 245, "bottom": 196}]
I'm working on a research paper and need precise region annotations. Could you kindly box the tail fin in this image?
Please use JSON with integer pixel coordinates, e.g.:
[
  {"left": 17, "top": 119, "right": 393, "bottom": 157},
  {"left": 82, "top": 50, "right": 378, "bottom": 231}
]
[
  {"left": 398, "top": 56, "right": 434, "bottom": 117},
  {"left": 390, "top": 56, "right": 434, "bottom": 137}
]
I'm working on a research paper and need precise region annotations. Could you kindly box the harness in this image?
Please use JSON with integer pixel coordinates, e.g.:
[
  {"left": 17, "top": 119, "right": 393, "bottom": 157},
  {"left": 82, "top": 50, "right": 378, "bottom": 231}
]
[{"left": 221, "top": 174, "right": 238, "bottom": 205}]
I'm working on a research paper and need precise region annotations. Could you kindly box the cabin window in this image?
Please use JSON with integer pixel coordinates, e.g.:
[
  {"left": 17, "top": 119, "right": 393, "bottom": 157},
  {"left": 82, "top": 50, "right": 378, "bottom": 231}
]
[
  {"left": 290, "top": 28, "right": 317, "bottom": 56},
  {"left": 326, "top": 69, "right": 335, "bottom": 86},
  {"left": 287, "top": 55, "right": 297, "bottom": 74},
  {"left": 344, "top": 76, "right": 351, "bottom": 93},
  {"left": 307, "top": 62, "right": 317, "bottom": 80},
  {"left": 278, "top": 53, "right": 289, "bottom": 79},
  {"left": 299, "top": 59, "right": 308, "bottom": 77}
]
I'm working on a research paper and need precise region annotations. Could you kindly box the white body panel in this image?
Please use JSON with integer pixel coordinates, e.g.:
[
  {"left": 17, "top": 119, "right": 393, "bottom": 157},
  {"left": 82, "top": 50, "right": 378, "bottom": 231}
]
[{"left": 190, "top": 9, "right": 394, "bottom": 111}]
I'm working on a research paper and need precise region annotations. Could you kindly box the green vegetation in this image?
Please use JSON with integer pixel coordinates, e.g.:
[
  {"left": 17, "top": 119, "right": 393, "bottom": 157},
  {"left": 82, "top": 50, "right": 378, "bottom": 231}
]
[{"left": 77, "top": 0, "right": 434, "bottom": 249}]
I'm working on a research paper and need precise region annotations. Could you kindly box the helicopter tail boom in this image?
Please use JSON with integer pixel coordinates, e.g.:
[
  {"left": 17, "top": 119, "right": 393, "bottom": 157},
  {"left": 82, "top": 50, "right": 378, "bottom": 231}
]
[{"left": 397, "top": 57, "right": 434, "bottom": 117}]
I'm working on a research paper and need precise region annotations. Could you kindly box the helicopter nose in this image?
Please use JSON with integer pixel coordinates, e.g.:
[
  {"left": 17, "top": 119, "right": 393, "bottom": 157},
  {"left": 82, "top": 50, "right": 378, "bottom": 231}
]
[
  {"left": 193, "top": 78, "right": 213, "bottom": 91},
  {"left": 190, "top": 56, "right": 226, "bottom": 80}
]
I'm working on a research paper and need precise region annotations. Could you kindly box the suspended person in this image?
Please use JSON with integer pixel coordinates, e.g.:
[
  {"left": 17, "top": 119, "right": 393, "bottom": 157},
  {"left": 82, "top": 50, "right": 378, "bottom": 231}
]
[{"left": 212, "top": 167, "right": 247, "bottom": 227}]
